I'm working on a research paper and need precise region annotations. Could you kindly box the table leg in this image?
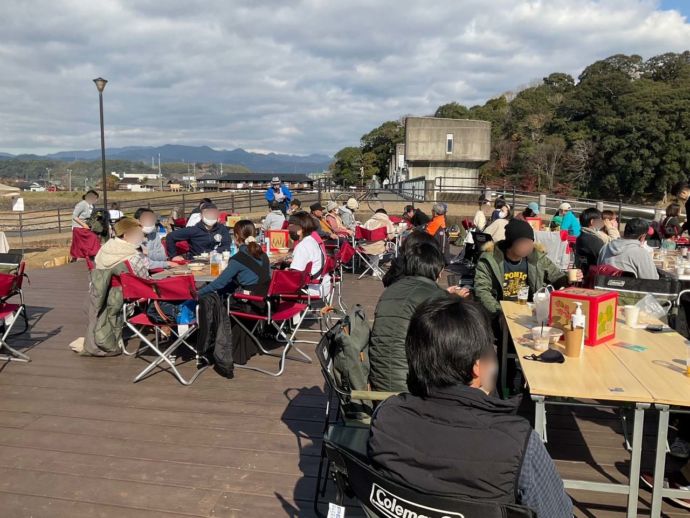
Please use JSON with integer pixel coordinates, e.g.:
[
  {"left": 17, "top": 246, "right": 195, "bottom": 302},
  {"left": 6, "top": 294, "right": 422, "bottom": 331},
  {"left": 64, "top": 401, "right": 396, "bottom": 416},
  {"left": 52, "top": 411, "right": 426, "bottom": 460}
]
[
  {"left": 650, "top": 405, "right": 670, "bottom": 518},
  {"left": 626, "top": 403, "right": 647, "bottom": 518},
  {"left": 532, "top": 395, "right": 547, "bottom": 443}
]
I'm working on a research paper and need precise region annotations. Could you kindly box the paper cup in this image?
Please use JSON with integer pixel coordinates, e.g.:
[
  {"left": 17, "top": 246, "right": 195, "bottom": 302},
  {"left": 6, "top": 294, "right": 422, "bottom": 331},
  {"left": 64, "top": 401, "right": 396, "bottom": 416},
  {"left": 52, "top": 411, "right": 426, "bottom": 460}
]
[
  {"left": 623, "top": 305, "right": 640, "bottom": 327},
  {"left": 568, "top": 268, "right": 579, "bottom": 283},
  {"left": 565, "top": 328, "right": 583, "bottom": 357}
]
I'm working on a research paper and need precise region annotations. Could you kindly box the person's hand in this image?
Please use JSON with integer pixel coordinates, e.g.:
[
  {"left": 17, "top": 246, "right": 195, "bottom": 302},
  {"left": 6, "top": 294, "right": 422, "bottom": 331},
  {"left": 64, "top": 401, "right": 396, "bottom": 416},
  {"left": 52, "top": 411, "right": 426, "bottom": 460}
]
[
  {"left": 330, "top": 233, "right": 338, "bottom": 240},
  {"left": 166, "top": 261, "right": 179, "bottom": 268},
  {"left": 171, "top": 255, "right": 185, "bottom": 262},
  {"left": 447, "top": 286, "right": 471, "bottom": 298}
]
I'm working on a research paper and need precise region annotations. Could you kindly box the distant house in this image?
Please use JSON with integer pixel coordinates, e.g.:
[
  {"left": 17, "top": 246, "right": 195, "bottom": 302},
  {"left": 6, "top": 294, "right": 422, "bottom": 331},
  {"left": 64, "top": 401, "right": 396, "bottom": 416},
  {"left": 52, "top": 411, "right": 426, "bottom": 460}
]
[
  {"left": 117, "top": 178, "right": 152, "bottom": 192},
  {"left": 215, "top": 173, "right": 314, "bottom": 192},
  {"left": 27, "top": 182, "right": 46, "bottom": 192}
]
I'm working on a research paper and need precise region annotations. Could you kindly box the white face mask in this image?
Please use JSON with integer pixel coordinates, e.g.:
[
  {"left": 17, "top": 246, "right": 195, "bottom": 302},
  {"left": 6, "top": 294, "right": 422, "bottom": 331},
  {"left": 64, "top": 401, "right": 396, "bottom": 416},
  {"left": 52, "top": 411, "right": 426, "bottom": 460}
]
[
  {"left": 203, "top": 217, "right": 218, "bottom": 226},
  {"left": 498, "top": 211, "right": 508, "bottom": 219},
  {"left": 141, "top": 225, "right": 155, "bottom": 234}
]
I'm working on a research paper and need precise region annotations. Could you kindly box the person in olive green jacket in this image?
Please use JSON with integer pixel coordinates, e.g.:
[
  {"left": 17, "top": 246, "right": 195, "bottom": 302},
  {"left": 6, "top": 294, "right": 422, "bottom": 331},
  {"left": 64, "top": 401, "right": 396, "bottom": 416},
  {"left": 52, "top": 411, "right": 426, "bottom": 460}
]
[
  {"left": 474, "top": 219, "right": 572, "bottom": 320},
  {"left": 369, "top": 242, "right": 469, "bottom": 392}
]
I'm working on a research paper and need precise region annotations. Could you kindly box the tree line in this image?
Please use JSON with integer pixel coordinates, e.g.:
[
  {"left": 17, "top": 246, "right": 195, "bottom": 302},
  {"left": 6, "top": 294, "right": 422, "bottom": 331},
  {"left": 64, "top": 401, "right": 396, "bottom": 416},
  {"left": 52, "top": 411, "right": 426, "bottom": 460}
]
[{"left": 330, "top": 52, "right": 690, "bottom": 202}]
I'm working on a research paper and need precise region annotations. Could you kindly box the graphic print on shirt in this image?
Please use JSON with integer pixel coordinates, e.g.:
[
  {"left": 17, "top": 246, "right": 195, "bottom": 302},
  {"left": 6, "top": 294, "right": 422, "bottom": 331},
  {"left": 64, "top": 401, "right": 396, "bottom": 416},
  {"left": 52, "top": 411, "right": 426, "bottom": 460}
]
[{"left": 503, "top": 259, "right": 528, "bottom": 300}]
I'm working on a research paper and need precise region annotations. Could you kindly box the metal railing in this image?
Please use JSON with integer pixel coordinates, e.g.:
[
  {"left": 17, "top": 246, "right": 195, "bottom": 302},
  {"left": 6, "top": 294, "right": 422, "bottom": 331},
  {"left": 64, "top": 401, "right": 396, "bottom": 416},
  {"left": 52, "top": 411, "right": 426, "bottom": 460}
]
[{"left": 0, "top": 189, "right": 322, "bottom": 237}]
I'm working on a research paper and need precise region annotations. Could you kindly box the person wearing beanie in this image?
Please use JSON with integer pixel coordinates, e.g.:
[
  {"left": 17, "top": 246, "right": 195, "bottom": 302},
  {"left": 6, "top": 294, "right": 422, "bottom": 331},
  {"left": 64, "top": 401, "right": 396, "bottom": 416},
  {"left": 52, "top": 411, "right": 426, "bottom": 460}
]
[{"left": 474, "top": 218, "right": 573, "bottom": 320}]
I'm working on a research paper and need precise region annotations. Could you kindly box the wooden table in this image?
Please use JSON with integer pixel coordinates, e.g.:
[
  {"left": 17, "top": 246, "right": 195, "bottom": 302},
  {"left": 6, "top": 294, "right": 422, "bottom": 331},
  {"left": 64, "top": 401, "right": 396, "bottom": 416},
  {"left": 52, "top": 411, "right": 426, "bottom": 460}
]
[
  {"left": 606, "top": 315, "right": 690, "bottom": 517},
  {"left": 501, "top": 301, "right": 654, "bottom": 518},
  {"left": 152, "top": 252, "right": 289, "bottom": 282}
]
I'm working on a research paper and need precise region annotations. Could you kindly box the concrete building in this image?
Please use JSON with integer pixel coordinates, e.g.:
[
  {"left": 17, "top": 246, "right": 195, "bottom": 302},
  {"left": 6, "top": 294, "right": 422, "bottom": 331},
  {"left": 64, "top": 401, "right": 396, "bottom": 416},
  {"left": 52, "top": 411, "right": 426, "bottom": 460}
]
[{"left": 396, "top": 117, "right": 491, "bottom": 190}]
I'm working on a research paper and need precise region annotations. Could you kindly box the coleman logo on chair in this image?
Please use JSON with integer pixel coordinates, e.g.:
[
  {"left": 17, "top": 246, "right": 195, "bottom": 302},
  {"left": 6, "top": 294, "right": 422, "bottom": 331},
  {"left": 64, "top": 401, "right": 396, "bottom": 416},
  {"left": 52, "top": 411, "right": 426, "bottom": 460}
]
[{"left": 370, "top": 484, "right": 464, "bottom": 518}]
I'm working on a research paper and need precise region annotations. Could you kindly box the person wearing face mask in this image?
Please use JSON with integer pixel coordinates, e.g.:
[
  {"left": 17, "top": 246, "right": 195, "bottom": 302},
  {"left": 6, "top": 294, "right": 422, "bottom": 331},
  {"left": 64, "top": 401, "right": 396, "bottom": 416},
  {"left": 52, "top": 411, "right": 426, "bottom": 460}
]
[
  {"left": 575, "top": 208, "right": 609, "bottom": 274},
  {"left": 93, "top": 217, "right": 150, "bottom": 278},
  {"left": 368, "top": 296, "right": 572, "bottom": 518},
  {"left": 166, "top": 202, "right": 231, "bottom": 259},
  {"left": 135, "top": 208, "right": 177, "bottom": 269},
  {"left": 483, "top": 203, "right": 512, "bottom": 242},
  {"left": 287, "top": 211, "right": 331, "bottom": 298}
]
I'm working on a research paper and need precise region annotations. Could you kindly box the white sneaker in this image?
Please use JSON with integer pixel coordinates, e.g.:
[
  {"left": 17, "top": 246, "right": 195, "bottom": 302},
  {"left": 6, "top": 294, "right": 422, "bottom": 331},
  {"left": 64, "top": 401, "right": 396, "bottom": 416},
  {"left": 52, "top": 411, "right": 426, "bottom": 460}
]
[{"left": 670, "top": 438, "right": 690, "bottom": 460}]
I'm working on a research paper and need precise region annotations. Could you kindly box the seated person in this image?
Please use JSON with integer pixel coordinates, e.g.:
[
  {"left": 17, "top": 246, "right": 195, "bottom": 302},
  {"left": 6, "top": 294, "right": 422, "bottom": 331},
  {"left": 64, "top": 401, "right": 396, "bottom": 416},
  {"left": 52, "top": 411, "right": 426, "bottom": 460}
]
[
  {"left": 382, "top": 229, "right": 438, "bottom": 288},
  {"left": 515, "top": 202, "right": 539, "bottom": 221},
  {"left": 662, "top": 202, "right": 682, "bottom": 239},
  {"left": 108, "top": 202, "right": 124, "bottom": 222},
  {"left": 575, "top": 207, "right": 608, "bottom": 274},
  {"left": 198, "top": 220, "right": 270, "bottom": 297},
  {"left": 360, "top": 208, "right": 395, "bottom": 269},
  {"left": 491, "top": 198, "right": 508, "bottom": 221},
  {"left": 135, "top": 208, "right": 176, "bottom": 269},
  {"left": 601, "top": 209, "right": 621, "bottom": 239},
  {"left": 598, "top": 217, "right": 659, "bottom": 279},
  {"left": 369, "top": 242, "right": 465, "bottom": 392},
  {"left": 262, "top": 200, "right": 286, "bottom": 231},
  {"left": 96, "top": 217, "right": 149, "bottom": 278},
  {"left": 484, "top": 205, "right": 511, "bottom": 242},
  {"left": 368, "top": 296, "right": 573, "bottom": 517},
  {"left": 309, "top": 202, "right": 338, "bottom": 241},
  {"left": 403, "top": 204, "right": 430, "bottom": 227},
  {"left": 325, "top": 201, "right": 353, "bottom": 237},
  {"left": 288, "top": 198, "right": 302, "bottom": 215},
  {"left": 288, "top": 211, "right": 331, "bottom": 298},
  {"left": 474, "top": 218, "right": 572, "bottom": 321},
  {"left": 185, "top": 198, "right": 212, "bottom": 228},
  {"left": 166, "top": 202, "right": 231, "bottom": 259},
  {"left": 558, "top": 202, "right": 581, "bottom": 237},
  {"left": 340, "top": 198, "right": 359, "bottom": 229},
  {"left": 425, "top": 203, "right": 447, "bottom": 237},
  {"left": 672, "top": 181, "right": 690, "bottom": 233}
]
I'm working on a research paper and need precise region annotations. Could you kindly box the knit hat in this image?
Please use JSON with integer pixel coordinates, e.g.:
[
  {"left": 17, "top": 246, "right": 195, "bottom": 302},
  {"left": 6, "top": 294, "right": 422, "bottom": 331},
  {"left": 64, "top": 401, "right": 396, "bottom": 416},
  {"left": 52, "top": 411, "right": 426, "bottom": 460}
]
[
  {"left": 113, "top": 217, "right": 141, "bottom": 237},
  {"left": 346, "top": 197, "right": 359, "bottom": 210},
  {"left": 326, "top": 200, "right": 338, "bottom": 212},
  {"left": 504, "top": 218, "right": 534, "bottom": 245}
]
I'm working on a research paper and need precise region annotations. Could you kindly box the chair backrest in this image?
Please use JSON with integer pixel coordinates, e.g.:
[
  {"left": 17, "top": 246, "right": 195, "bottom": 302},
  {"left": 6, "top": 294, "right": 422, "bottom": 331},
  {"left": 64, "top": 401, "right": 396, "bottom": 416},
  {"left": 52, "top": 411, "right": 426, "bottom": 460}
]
[
  {"left": 267, "top": 268, "right": 309, "bottom": 297},
  {"left": 0, "top": 274, "right": 15, "bottom": 299},
  {"left": 335, "top": 241, "right": 356, "bottom": 265},
  {"left": 324, "top": 437, "right": 536, "bottom": 518},
  {"left": 356, "top": 226, "right": 387, "bottom": 242},
  {"left": 120, "top": 273, "right": 197, "bottom": 301}
]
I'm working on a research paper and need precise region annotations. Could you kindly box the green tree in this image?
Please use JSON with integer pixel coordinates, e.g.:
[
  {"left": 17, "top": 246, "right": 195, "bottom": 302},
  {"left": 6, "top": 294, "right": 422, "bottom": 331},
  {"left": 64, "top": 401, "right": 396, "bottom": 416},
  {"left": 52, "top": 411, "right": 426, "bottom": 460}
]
[
  {"left": 330, "top": 147, "right": 363, "bottom": 186},
  {"left": 360, "top": 120, "right": 405, "bottom": 181},
  {"left": 434, "top": 102, "right": 470, "bottom": 119}
]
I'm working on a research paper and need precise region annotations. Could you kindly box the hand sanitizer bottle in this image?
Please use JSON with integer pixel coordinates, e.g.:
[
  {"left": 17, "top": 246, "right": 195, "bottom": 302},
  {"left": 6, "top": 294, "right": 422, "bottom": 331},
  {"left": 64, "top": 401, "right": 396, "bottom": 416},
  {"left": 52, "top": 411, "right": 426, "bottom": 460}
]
[{"left": 572, "top": 302, "right": 586, "bottom": 352}]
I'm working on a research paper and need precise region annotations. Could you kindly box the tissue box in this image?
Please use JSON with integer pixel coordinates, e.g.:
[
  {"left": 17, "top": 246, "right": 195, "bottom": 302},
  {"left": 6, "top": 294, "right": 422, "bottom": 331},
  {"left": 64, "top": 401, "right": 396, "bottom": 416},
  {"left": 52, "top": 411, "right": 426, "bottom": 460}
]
[{"left": 549, "top": 288, "right": 618, "bottom": 346}]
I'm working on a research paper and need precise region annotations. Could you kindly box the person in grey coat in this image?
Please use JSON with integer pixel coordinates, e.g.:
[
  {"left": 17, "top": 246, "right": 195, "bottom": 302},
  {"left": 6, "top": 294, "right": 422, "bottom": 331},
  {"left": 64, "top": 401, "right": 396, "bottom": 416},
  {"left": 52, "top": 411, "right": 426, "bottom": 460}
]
[
  {"left": 598, "top": 218, "right": 659, "bottom": 280},
  {"left": 135, "top": 208, "right": 175, "bottom": 269}
]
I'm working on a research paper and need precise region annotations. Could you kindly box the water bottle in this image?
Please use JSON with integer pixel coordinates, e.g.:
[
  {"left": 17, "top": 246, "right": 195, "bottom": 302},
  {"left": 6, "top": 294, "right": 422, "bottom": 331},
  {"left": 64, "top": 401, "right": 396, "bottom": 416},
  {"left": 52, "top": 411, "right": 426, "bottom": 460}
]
[{"left": 230, "top": 240, "right": 238, "bottom": 257}]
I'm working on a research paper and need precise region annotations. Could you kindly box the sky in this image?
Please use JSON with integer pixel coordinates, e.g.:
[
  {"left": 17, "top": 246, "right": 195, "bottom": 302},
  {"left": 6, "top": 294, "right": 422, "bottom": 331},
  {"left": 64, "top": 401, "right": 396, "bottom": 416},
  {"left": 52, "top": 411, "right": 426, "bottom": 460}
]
[{"left": 1, "top": 0, "right": 689, "bottom": 157}]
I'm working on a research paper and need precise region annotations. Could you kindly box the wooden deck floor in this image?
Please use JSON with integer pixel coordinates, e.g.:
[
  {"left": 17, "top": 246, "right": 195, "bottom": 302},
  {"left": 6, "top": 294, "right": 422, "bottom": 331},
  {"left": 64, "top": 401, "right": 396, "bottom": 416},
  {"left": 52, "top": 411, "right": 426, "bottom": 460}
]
[{"left": 0, "top": 262, "right": 687, "bottom": 517}]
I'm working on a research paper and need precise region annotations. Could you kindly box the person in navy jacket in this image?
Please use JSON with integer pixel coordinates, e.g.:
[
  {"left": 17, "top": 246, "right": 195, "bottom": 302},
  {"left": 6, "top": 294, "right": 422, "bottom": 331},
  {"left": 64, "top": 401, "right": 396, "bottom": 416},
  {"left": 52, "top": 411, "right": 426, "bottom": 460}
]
[
  {"left": 264, "top": 177, "right": 292, "bottom": 214},
  {"left": 166, "top": 202, "right": 231, "bottom": 259}
]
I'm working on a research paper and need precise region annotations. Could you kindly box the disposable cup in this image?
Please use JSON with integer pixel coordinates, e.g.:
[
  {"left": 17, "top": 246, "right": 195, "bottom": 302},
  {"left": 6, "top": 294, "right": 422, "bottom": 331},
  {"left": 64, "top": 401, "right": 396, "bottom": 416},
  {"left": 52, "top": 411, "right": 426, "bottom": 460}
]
[
  {"left": 565, "top": 328, "right": 583, "bottom": 357},
  {"left": 623, "top": 305, "right": 640, "bottom": 327}
]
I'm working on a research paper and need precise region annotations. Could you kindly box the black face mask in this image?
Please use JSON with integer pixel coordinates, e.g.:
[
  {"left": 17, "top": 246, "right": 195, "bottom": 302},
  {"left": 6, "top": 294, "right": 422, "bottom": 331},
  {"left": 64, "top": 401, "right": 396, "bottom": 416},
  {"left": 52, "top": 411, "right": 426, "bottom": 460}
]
[{"left": 289, "top": 230, "right": 300, "bottom": 241}]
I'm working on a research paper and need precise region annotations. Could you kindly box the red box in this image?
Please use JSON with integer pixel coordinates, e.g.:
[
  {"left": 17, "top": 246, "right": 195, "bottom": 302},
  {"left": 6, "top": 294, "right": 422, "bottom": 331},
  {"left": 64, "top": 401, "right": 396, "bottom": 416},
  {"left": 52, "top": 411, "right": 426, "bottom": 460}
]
[{"left": 549, "top": 288, "right": 618, "bottom": 346}]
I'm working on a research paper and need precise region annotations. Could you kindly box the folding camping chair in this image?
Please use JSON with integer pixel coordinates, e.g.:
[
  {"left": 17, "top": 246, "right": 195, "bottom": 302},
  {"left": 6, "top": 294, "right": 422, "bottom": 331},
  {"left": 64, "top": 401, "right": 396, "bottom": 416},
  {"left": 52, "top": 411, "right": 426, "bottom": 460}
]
[
  {"left": 0, "top": 255, "right": 29, "bottom": 335},
  {"left": 229, "top": 268, "right": 311, "bottom": 377},
  {"left": 0, "top": 275, "right": 30, "bottom": 363},
  {"left": 353, "top": 226, "right": 389, "bottom": 279},
  {"left": 119, "top": 273, "right": 208, "bottom": 385},
  {"left": 332, "top": 242, "right": 355, "bottom": 313},
  {"left": 323, "top": 427, "right": 536, "bottom": 518}
]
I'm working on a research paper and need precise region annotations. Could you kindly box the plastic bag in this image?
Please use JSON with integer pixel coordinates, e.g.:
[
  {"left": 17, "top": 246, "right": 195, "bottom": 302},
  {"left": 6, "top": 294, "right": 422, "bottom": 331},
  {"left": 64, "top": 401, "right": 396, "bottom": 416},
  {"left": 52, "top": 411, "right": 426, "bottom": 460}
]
[
  {"left": 635, "top": 294, "right": 668, "bottom": 320},
  {"left": 534, "top": 285, "right": 554, "bottom": 325}
]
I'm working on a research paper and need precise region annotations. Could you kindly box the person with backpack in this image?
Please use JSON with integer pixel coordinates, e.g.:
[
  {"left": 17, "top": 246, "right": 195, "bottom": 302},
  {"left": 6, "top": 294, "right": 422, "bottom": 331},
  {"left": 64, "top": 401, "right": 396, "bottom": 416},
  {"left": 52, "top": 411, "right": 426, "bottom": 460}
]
[{"left": 662, "top": 203, "right": 682, "bottom": 239}]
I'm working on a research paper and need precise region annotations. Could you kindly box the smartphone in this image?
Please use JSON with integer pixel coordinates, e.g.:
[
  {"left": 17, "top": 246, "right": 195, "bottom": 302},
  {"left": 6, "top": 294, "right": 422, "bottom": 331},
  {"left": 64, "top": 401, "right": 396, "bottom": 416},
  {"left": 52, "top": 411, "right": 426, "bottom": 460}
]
[{"left": 647, "top": 324, "right": 672, "bottom": 333}]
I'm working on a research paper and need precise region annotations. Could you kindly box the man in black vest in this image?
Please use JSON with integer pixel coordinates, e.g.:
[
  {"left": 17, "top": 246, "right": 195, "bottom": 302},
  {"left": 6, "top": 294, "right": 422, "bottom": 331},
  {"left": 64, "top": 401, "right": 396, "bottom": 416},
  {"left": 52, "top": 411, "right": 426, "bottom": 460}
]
[{"left": 368, "top": 296, "right": 572, "bottom": 517}]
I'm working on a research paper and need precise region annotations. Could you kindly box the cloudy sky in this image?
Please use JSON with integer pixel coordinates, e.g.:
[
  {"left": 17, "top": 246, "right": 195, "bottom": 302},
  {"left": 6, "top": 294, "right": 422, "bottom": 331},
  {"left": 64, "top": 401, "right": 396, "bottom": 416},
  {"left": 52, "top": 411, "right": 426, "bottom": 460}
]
[{"left": 1, "top": 0, "right": 689, "bottom": 157}]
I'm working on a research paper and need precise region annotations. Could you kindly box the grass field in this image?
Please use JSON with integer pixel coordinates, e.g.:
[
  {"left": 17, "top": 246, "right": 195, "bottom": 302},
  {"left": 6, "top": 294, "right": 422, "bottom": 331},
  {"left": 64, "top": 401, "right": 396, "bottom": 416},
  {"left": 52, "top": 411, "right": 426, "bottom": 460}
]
[{"left": 0, "top": 191, "right": 199, "bottom": 211}]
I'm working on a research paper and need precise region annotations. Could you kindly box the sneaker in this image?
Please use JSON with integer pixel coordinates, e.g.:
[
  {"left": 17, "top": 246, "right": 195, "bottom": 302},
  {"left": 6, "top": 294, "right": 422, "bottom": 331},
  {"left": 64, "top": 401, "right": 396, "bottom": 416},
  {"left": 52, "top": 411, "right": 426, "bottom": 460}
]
[{"left": 670, "top": 438, "right": 690, "bottom": 460}]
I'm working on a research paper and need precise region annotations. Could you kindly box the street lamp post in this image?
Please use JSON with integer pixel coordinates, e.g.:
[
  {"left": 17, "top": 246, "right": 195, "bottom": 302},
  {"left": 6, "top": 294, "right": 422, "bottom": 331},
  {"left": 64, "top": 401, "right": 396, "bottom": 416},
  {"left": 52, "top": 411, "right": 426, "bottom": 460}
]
[{"left": 93, "top": 77, "right": 108, "bottom": 208}]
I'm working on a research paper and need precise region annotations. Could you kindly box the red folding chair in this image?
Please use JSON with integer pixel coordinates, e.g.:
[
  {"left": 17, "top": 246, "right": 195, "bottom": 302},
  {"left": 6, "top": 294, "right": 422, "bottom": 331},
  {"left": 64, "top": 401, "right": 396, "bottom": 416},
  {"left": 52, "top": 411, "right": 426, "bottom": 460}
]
[
  {"left": 0, "top": 259, "right": 29, "bottom": 334},
  {"left": 119, "top": 273, "right": 207, "bottom": 385},
  {"left": 354, "top": 226, "right": 389, "bottom": 279},
  {"left": 70, "top": 228, "right": 101, "bottom": 268},
  {"left": 0, "top": 274, "right": 29, "bottom": 363},
  {"left": 229, "top": 269, "right": 310, "bottom": 377},
  {"left": 332, "top": 242, "right": 355, "bottom": 313}
]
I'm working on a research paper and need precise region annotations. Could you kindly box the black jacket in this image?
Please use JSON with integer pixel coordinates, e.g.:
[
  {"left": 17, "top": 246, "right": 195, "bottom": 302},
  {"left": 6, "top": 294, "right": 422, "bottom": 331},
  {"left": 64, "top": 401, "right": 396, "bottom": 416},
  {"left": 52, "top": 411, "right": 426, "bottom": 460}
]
[
  {"left": 575, "top": 228, "right": 605, "bottom": 273},
  {"left": 165, "top": 221, "right": 231, "bottom": 257},
  {"left": 368, "top": 384, "right": 532, "bottom": 504}
]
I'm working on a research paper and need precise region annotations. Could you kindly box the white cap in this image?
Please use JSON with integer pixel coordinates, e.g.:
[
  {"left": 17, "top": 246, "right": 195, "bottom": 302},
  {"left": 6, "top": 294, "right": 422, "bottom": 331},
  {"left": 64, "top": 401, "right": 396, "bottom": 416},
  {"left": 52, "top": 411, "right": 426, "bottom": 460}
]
[
  {"left": 271, "top": 177, "right": 280, "bottom": 184},
  {"left": 559, "top": 202, "right": 572, "bottom": 211}
]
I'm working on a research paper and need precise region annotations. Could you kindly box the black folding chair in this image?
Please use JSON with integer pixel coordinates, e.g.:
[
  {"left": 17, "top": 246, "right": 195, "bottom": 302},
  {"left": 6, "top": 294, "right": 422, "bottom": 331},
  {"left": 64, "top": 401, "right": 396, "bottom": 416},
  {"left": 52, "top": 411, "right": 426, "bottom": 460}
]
[{"left": 324, "top": 424, "right": 536, "bottom": 518}]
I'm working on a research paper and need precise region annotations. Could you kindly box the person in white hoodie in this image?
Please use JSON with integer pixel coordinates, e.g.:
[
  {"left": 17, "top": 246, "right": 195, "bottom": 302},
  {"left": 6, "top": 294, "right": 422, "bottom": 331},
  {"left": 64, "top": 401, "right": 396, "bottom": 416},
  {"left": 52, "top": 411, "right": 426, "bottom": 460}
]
[{"left": 598, "top": 218, "right": 659, "bottom": 280}]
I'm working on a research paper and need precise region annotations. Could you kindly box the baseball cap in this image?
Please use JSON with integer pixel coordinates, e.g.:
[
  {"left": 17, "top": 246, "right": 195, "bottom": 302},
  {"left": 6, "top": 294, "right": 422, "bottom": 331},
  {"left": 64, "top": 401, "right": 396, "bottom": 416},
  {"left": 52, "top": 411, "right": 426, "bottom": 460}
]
[
  {"left": 310, "top": 202, "right": 325, "bottom": 212},
  {"left": 559, "top": 202, "right": 572, "bottom": 211}
]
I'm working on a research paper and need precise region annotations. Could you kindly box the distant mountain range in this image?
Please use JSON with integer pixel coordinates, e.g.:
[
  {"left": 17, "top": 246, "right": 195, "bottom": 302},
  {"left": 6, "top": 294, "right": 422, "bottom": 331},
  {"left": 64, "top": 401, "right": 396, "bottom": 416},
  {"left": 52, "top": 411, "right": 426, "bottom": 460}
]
[{"left": 0, "top": 145, "right": 332, "bottom": 173}]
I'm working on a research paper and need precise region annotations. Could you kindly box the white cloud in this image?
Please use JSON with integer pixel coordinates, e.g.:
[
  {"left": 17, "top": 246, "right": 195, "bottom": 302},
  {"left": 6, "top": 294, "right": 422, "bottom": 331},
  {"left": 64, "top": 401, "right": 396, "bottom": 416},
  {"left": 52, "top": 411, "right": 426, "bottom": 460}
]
[{"left": 0, "top": 0, "right": 688, "bottom": 155}]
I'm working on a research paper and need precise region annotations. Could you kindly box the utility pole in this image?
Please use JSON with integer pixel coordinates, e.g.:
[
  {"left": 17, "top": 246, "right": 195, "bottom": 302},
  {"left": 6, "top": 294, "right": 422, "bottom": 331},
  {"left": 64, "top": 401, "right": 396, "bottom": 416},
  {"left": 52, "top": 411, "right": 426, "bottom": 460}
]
[
  {"left": 46, "top": 167, "right": 51, "bottom": 186},
  {"left": 220, "top": 162, "right": 223, "bottom": 175},
  {"left": 158, "top": 153, "right": 161, "bottom": 177},
  {"left": 151, "top": 156, "right": 154, "bottom": 169},
  {"left": 67, "top": 169, "right": 72, "bottom": 191}
]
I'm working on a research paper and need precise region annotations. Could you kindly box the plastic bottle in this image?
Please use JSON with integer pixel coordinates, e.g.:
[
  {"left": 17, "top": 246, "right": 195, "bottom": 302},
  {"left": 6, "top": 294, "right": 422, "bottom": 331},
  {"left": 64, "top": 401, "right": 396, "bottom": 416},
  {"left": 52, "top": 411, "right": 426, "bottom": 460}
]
[
  {"left": 265, "top": 235, "right": 272, "bottom": 257},
  {"left": 571, "top": 302, "right": 586, "bottom": 353},
  {"left": 230, "top": 240, "right": 237, "bottom": 257}
]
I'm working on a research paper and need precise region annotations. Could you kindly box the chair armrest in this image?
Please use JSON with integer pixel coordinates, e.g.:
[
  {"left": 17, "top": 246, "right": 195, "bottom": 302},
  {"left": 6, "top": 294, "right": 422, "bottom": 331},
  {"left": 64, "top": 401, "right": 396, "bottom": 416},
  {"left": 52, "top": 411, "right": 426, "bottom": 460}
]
[
  {"left": 232, "top": 293, "right": 264, "bottom": 302},
  {"left": 350, "top": 390, "right": 399, "bottom": 401}
]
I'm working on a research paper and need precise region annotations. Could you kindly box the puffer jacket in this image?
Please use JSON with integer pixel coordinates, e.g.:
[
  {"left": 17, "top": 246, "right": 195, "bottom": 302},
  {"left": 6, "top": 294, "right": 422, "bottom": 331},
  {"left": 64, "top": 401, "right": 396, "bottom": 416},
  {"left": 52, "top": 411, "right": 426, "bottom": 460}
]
[
  {"left": 361, "top": 213, "right": 395, "bottom": 255},
  {"left": 474, "top": 241, "right": 567, "bottom": 318},
  {"left": 369, "top": 276, "right": 447, "bottom": 391}
]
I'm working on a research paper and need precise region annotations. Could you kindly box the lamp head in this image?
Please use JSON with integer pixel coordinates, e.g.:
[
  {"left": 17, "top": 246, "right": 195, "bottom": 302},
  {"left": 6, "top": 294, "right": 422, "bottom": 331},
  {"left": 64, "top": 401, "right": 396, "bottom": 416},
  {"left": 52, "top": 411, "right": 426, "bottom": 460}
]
[{"left": 93, "top": 77, "right": 108, "bottom": 92}]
